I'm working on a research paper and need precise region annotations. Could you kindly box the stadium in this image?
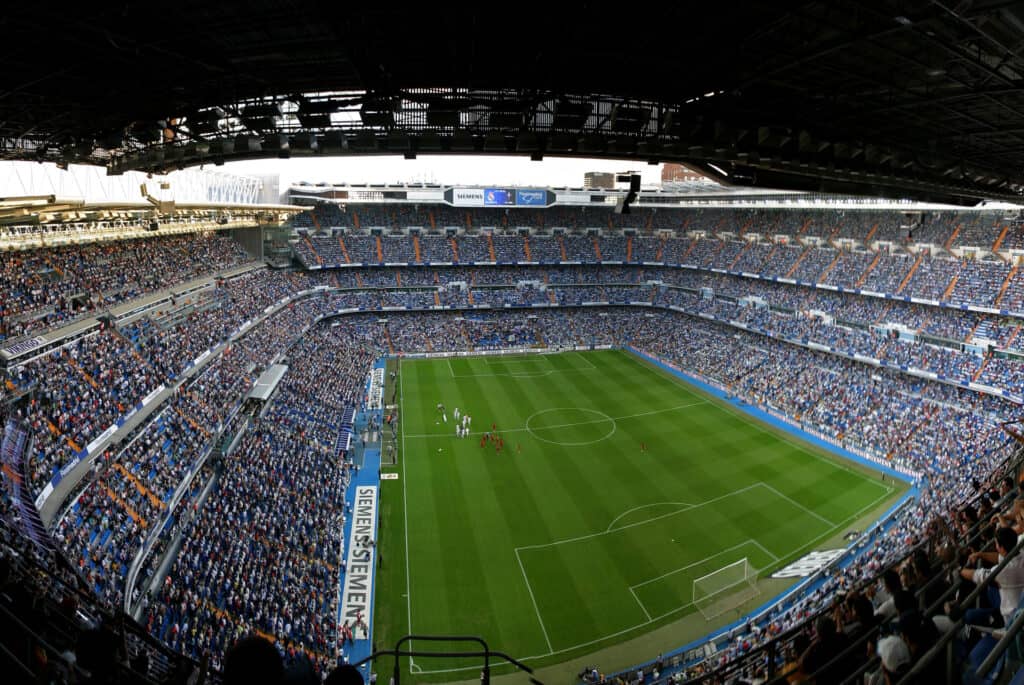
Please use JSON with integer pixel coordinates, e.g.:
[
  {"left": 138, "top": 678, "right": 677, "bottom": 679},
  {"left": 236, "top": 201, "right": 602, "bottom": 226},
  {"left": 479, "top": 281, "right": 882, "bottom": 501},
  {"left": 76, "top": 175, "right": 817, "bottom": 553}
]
[{"left": 5, "top": 3, "right": 1024, "bottom": 684}]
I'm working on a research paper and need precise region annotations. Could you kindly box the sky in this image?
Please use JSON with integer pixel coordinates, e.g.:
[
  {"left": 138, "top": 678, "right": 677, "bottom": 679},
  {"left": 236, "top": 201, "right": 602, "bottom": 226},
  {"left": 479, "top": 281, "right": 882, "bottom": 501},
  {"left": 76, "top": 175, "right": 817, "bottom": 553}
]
[{"left": 221, "top": 155, "right": 664, "bottom": 189}]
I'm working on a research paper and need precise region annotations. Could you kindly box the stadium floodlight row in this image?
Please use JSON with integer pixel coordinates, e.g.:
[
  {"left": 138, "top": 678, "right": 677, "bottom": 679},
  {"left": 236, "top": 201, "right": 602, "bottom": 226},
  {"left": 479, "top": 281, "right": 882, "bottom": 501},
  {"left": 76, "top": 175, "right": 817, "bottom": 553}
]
[{"left": 1, "top": 212, "right": 1023, "bottom": 683}]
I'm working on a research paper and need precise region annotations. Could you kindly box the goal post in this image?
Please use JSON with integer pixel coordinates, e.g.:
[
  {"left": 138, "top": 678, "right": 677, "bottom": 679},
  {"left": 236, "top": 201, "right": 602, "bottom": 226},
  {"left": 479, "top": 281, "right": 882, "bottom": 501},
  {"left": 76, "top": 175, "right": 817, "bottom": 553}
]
[{"left": 692, "top": 557, "right": 759, "bottom": 620}]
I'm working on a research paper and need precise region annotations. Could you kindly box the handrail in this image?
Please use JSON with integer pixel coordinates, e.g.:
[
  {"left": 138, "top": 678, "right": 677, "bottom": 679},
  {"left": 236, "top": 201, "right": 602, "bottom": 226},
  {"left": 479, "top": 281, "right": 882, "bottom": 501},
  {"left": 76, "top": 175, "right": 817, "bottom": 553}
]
[
  {"left": 355, "top": 634, "right": 542, "bottom": 685},
  {"left": 976, "top": 598, "right": 1024, "bottom": 676},
  {"left": 897, "top": 535, "right": 1024, "bottom": 683}
]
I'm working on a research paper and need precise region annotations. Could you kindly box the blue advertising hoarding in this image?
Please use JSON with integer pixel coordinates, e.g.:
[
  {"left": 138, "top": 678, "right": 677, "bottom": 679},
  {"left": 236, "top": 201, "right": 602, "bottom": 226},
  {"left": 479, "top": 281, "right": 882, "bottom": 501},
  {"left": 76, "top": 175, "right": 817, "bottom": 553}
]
[{"left": 515, "top": 188, "right": 547, "bottom": 206}]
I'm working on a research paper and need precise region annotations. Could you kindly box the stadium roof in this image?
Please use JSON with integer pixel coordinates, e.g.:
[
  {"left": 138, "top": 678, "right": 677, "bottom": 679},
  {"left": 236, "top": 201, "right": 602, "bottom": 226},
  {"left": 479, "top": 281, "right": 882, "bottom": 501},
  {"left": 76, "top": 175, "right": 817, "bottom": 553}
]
[{"left": 5, "top": 1, "right": 1024, "bottom": 205}]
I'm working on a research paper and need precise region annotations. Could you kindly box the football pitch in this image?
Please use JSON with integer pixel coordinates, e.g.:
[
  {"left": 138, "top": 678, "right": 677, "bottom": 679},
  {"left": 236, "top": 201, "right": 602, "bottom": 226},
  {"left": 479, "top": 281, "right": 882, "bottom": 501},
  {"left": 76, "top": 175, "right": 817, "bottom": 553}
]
[{"left": 373, "top": 349, "right": 902, "bottom": 678}]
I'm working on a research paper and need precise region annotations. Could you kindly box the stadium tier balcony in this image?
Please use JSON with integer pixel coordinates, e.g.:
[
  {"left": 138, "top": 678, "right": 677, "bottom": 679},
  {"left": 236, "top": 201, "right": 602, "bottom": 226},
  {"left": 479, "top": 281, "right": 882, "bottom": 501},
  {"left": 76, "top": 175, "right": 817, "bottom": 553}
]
[
  {"left": 526, "top": 235, "right": 563, "bottom": 262},
  {"left": 432, "top": 205, "right": 468, "bottom": 229},
  {"left": 760, "top": 244, "right": 806, "bottom": 276},
  {"left": 381, "top": 290, "right": 436, "bottom": 308},
  {"left": 379, "top": 236, "right": 416, "bottom": 263},
  {"left": 901, "top": 254, "right": 962, "bottom": 301},
  {"left": 947, "top": 259, "right": 1010, "bottom": 306},
  {"left": 340, "top": 235, "right": 378, "bottom": 263},
  {"left": 997, "top": 221, "right": 1024, "bottom": 250},
  {"left": 994, "top": 268, "right": 1024, "bottom": 313},
  {"left": 562, "top": 235, "right": 597, "bottom": 261},
  {"left": 596, "top": 235, "right": 629, "bottom": 261},
  {"left": 648, "top": 209, "right": 685, "bottom": 231},
  {"left": 730, "top": 242, "right": 773, "bottom": 273},
  {"left": 821, "top": 249, "right": 875, "bottom": 287},
  {"left": 858, "top": 250, "right": 913, "bottom": 293},
  {"left": 789, "top": 246, "right": 837, "bottom": 283},
  {"left": 682, "top": 237, "right": 721, "bottom": 268},
  {"left": 951, "top": 213, "right": 1001, "bottom": 248},
  {"left": 454, "top": 234, "right": 491, "bottom": 262},
  {"left": 419, "top": 235, "right": 455, "bottom": 263},
  {"left": 491, "top": 235, "right": 526, "bottom": 262},
  {"left": 631, "top": 236, "right": 664, "bottom": 262},
  {"left": 709, "top": 240, "right": 745, "bottom": 270}
]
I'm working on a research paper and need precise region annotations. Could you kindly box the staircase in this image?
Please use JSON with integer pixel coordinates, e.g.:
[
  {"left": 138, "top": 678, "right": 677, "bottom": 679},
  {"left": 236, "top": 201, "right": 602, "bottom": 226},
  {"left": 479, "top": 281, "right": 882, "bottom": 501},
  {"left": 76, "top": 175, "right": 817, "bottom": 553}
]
[
  {"left": 941, "top": 273, "right": 960, "bottom": 301},
  {"left": 412, "top": 235, "right": 422, "bottom": 264},
  {"left": 784, "top": 247, "right": 810, "bottom": 278},
  {"left": 995, "top": 265, "right": 1020, "bottom": 306},
  {"left": 626, "top": 236, "right": 633, "bottom": 262},
  {"left": 896, "top": 252, "right": 924, "bottom": 294},
  {"left": 112, "top": 463, "right": 163, "bottom": 510},
  {"left": 680, "top": 237, "right": 699, "bottom": 264},
  {"left": 765, "top": 241, "right": 778, "bottom": 270},
  {"left": 450, "top": 237, "right": 460, "bottom": 262},
  {"left": 817, "top": 251, "right": 842, "bottom": 283},
  {"left": 177, "top": 407, "right": 210, "bottom": 438},
  {"left": 855, "top": 251, "right": 882, "bottom": 288},
  {"left": 558, "top": 236, "right": 568, "bottom": 261},
  {"left": 873, "top": 301, "right": 894, "bottom": 325},
  {"left": 1005, "top": 324, "right": 1023, "bottom": 352},
  {"left": 338, "top": 236, "right": 351, "bottom": 264},
  {"left": 395, "top": 271, "right": 402, "bottom": 287},
  {"left": 487, "top": 234, "right": 497, "bottom": 262},
  {"left": 428, "top": 210, "right": 436, "bottom": 231},
  {"left": 433, "top": 291, "right": 441, "bottom": 307},
  {"left": 467, "top": 289, "right": 475, "bottom": 305},
  {"left": 67, "top": 358, "right": 99, "bottom": 390},
  {"left": 548, "top": 290, "right": 557, "bottom": 304},
  {"left": 885, "top": 406, "right": 935, "bottom": 461},
  {"left": 966, "top": 319, "right": 983, "bottom": 344},
  {"left": 655, "top": 235, "right": 666, "bottom": 262},
  {"left": 101, "top": 483, "right": 147, "bottom": 527},
  {"left": 943, "top": 224, "right": 962, "bottom": 251},
  {"left": 302, "top": 235, "right": 322, "bottom": 265},
  {"left": 384, "top": 328, "right": 395, "bottom": 354},
  {"left": 523, "top": 236, "right": 532, "bottom": 261},
  {"left": 375, "top": 236, "right": 383, "bottom": 263},
  {"left": 864, "top": 222, "right": 880, "bottom": 243},
  {"left": 593, "top": 237, "right": 603, "bottom": 261},
  {"left": 993, "top": 224, "right": 1011, "bottom": 253},
  {"left": 973, "top": 356, "right": 990, "bottom": 382}
]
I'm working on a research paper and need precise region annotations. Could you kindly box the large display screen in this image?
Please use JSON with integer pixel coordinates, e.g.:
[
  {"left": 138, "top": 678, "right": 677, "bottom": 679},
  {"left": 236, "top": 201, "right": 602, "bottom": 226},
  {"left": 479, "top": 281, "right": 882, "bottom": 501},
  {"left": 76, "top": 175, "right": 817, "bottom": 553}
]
[{"left": 484, "top": 188, "right": 512, "bottom": 206}]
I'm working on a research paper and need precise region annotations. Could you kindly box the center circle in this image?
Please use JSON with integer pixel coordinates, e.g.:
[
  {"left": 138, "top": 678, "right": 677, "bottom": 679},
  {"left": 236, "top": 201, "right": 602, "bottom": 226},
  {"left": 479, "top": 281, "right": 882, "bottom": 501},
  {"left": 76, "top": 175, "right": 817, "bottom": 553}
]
[{"left": 525, "top": 408, "right": 617, "bottom": 446}]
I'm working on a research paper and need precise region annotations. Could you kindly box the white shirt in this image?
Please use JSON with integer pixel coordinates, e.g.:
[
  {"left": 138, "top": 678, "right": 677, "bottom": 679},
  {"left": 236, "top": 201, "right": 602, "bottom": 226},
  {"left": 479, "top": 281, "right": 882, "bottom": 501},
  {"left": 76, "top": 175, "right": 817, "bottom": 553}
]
[{"left": 973, "top": 553, "right": 1024, "bottom": 625}]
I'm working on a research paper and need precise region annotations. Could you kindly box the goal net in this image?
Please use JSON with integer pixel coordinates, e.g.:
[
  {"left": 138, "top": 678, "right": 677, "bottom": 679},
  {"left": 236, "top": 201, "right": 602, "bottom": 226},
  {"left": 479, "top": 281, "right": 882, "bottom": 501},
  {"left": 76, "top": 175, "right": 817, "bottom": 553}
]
[{"left": 692, "top": 558, "right": 759, "bottom": 620}]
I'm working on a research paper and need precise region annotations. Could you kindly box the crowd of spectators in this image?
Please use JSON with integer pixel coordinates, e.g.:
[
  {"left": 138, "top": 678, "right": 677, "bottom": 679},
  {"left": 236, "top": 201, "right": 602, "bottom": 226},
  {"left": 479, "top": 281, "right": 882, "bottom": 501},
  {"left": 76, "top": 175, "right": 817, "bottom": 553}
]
[
  {"left": 12, "top": 220, "right": 1024, "bottom": 681},
  {"left": 286, "top": 225, "right": 1024, "bottom": 335},
  {"left": 144, "top": 322, "right": 375, "bottom": 674},
  {"left": 0, "top": 233, "right": 251, "bottom": 341}
]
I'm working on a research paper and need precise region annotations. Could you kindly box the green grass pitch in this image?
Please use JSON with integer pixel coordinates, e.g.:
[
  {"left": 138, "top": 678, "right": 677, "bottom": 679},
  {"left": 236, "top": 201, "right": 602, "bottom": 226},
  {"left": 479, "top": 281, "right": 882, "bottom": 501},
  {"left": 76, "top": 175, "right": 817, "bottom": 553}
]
[{"left": 372, "top": 349, "right": 901, "bottom": 678}]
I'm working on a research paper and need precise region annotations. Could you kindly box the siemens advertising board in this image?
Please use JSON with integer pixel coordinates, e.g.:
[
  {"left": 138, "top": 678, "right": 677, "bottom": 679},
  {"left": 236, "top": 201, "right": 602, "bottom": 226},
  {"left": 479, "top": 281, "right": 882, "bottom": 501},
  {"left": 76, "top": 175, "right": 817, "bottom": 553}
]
[{"left": 451, "top": 188, "right": 485, "bottom": 206}]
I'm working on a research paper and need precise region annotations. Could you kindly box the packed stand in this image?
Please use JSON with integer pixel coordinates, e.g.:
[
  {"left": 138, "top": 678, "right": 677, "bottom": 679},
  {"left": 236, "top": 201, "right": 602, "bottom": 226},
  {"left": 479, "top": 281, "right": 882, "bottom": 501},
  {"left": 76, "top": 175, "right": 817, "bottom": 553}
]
[{"left": 0, "top": 233, "right": 250, "bottom": 341}]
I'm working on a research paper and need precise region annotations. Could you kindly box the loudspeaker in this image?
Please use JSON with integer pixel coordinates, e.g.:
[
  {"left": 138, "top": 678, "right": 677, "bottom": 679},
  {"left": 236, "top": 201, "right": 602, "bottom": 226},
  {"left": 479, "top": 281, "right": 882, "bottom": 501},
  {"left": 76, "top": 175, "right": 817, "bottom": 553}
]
[{"left": 147, "top": 221, "right": 159, "bottom": 231}]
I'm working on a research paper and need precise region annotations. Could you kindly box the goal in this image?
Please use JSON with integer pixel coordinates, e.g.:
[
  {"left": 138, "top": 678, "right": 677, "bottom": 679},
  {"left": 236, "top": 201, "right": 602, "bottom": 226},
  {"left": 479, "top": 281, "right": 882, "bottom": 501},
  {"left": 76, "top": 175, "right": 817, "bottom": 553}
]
[{"left": 692, "top": 558, "right": 759, "bottom": 620}]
